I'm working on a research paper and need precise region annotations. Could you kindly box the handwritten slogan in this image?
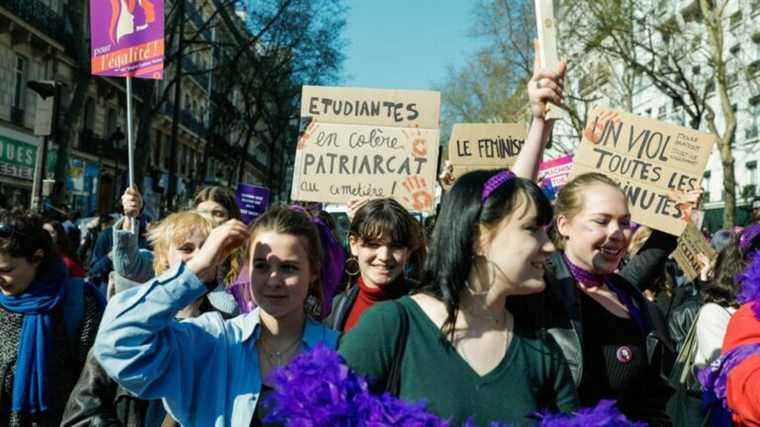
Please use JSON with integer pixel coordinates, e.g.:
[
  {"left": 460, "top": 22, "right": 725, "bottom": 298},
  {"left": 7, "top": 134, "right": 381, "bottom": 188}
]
[
  {"left": 291, "top": 86, "right": 441, "bottom": 213},
  {"left": 672, "top": 222, "right": 716, "bottom": 282},
  {"left": 446, "top": 123, "right": 527, "bottom": 183},
  {"left": 572, "top": 107, "right": 714, "bottom": 236}
]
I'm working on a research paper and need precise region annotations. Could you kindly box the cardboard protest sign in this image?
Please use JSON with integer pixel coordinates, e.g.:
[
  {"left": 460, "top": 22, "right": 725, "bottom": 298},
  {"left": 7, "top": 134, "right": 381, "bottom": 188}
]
[
  {"left": 446, "top": 123, "right": 527, "bottom": 183},
  {"left": 90, "top": 0, "right": 165, "bottom": 79},
  {"left": 534, "top": 0, "right": 567, "bottom": 120},
  {"left": 291, "top": 86, "right": 441, "bottom": 213},
  {"left": 236, "top": 184, "right": 270, "bottom": 224},
  {"left": 672, "top": 221, "right": 716, "bottom": 282},
  {"left": 571, "top": 106, "right": 714, "bottom": 236}
]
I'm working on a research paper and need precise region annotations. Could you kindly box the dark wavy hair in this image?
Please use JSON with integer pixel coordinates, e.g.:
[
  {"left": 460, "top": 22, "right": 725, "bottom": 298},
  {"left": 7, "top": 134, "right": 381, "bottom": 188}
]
[
  {"left": 43, "top": 219, "right": 78, "bottom": 262},
  {"left": 349, "top": 198, "right": 426, "bottom": 282},
  {"left": 193, "top": 186, "right": 241, "bottom": 220},
  {"left": 702, "top": 235, "right": 745, "bottom": 308},
  {"left": 0, "top": 209, "right": 58, "bottom": 280},
  {"left": 421, "top": 170, "right": 553, "bottom": 339}
]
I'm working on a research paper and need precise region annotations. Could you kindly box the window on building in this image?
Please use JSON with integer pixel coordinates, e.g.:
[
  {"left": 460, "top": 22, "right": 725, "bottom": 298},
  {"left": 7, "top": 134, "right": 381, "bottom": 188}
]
[
  {"left": 747, "top": 124, "right": 759, "bottom": 141},
  {"left": 13, "top": 56, "right": 27, "bottom": 108},
  {"left": 692, "top": 65, "right": 701, "bottom": 75},
  {"left": 106, "top": 108, "right": 117, "bottom": 136},
  {"left": 153, "top": 131, "right": 162, "bottom": 168},
  {"left": 658, "top": 105, "right": 667, "bottom": 120},
  {"left": 732, "top": 103, "right": 738, "bottom": 113},
  {"left": 704, "top": 171, "right": 711, "bottom": 202},
  {"left": 730, "top": 44, "right": 741, "bottom": 56},
  {"left": 84, "top": 97, "right": 96, "bottom": 132},
  {"left": 747, "top": 161, "right": 758, "bottom": 199},
  {"left": 730, "top": 11, "right": 743, "bottom": 29}
]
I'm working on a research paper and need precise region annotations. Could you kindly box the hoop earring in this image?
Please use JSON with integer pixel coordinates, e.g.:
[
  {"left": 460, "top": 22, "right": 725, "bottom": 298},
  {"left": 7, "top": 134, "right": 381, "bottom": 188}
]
[{"left": 344, "top": 256, "right": 360, "bottom": 277}]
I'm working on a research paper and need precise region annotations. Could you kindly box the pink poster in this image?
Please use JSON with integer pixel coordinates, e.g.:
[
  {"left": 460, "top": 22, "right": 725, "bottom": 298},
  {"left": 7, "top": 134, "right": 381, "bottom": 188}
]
[
  {"left": 90, "top": 0, "right": 165, "bottom": 79},
  {"left": 539, "top": 154, "right": 574, "bottom": 191}
]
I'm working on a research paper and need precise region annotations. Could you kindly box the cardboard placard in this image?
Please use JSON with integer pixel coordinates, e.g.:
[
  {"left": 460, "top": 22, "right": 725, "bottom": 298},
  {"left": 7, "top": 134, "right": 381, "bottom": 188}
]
[
  {"left": 446, "top": 123, "right": 527, "bottom": 183},
  {"left": 291, "top": 86, "right": 441, "bottom": 213},
  {"left": 571, "top": 106, "right": 714, "bottom": 236},
  {"left": 672, "top": 222, "right": 716, "bottom": 282}
]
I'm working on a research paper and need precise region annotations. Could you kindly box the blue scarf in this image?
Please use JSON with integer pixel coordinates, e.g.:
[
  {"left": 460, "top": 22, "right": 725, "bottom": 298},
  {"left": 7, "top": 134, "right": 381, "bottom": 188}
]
[{"left": 0, "top": 259, "right": 67, "bottom": 413}]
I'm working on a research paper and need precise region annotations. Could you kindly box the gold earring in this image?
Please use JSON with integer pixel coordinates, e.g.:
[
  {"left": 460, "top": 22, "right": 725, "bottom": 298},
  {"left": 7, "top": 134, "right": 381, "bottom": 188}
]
[{"left": 344, "top": 257, "right": 360, "bottom": 277}]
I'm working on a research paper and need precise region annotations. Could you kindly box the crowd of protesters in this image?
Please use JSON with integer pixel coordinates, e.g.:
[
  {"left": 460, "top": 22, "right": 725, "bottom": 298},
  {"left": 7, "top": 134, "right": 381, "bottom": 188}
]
[{"left": 0, "top": 51, "right": 758, "bottom": 427}]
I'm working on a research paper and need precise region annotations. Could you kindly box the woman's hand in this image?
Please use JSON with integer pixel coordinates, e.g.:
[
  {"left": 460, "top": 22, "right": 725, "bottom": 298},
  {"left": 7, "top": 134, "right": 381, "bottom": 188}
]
[
  {"left": 529, "top": 40, "right": 566, "bottom": 121},
  {"left": 697, "top": 252, "right": 716, "bottom": 282},
  {"left": 121, "top": 186, "right": 143, "bottom": 231},
  {"left": 186, "top": 220, "right": 249, "bottom": 280},
  {"left": 438, "top": 160, "right": 455, "bottom": 188}
]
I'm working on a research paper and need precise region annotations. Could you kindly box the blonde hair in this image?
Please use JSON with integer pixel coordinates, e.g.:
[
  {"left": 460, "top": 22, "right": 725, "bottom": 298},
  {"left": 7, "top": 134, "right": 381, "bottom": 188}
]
[
  {"left": 148, "top": 211, "right": 214, "bottom": 275},
  {"left": 552, "top": 172, "right": 625, "bottom": 250}
]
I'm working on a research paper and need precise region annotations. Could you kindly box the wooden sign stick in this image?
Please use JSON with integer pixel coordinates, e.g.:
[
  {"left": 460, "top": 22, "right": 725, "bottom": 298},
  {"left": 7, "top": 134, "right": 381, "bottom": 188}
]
[{"left": 535, "top": 0, "right": 568, "bottom": 121}]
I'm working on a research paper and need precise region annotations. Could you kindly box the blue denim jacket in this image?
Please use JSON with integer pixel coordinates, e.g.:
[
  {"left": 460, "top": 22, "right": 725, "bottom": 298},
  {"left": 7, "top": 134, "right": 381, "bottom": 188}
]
[{"left": 93, "top": 263, "right": 339, "bottom": 426}]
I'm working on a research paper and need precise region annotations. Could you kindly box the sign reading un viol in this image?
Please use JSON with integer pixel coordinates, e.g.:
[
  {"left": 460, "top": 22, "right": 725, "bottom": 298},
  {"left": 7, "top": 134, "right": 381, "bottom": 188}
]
[{"left": 90, "top": 0, "right": 165, "bottom": 79}]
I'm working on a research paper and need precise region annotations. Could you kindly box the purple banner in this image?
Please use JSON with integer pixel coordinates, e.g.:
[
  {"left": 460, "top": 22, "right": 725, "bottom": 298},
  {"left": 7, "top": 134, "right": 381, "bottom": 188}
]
[
  {"left": 236, "top": 184, "right": 271, "bottom": 224},
  {"left": 90, "top": 0, "right": 165, "bottom": 79}
]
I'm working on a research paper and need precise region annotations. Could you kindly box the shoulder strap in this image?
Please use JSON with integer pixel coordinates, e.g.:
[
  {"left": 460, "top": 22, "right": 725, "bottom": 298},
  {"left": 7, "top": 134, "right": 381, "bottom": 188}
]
[{"left": 385, "top": 300, "right": 410, "bottom": 396}]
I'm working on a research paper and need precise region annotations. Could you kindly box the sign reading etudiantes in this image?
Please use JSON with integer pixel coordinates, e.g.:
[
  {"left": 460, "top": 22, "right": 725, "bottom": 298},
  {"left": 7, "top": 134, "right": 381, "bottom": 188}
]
[
  {"left": 672, "top": 221, "right": 716, "bottom": 282},
  {"left": 446, "top": 123, "right": 527, "bottom": 184},
  {"left": 572, "top": 106, "right": 714, "bottom": 236},
  {"left": 291, "top": 86, "right": 441, "bottom": 213}
]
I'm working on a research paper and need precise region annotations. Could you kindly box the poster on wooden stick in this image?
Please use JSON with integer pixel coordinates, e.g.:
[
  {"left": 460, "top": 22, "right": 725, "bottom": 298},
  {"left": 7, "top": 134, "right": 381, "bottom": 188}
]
[
  {"left": 672, "top": 222, "right": 716, "bottom": 282},
  {"left": 291, "top": 86, "right": 441, "bottom": 213},
  {"left": 446, "top": 123, "right": 527, "bottom": 184},
  {"left": 571, "top": 106, "right": 714, "bottom": 236}
]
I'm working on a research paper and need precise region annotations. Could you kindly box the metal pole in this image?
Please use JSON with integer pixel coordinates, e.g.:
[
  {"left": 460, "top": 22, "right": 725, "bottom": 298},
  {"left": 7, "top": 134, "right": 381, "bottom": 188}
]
[{"left": 126, "top": 76, "right": 135, "bottom": 189}]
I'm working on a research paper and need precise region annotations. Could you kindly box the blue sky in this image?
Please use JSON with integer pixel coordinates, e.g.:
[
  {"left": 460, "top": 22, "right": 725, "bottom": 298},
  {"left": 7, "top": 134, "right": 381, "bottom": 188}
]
[{"left": 342, "top": 1, "right": 481, "bottom": 91}]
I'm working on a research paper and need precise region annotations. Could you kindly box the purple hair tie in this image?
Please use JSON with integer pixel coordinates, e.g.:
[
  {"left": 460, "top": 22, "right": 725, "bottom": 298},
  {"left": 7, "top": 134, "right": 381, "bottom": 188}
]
[
  {"left": 739, "top": 223, "right": 760, "bottom": 255},
  {"left": 481, "top": 170, "right": 516, "bottom": 203}
]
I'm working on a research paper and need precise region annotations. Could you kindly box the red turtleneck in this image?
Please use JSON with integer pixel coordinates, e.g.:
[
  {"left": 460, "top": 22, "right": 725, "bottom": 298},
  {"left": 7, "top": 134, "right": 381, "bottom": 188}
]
[{"left": 343, "top": 275, "right": 406, "bottom": 332}]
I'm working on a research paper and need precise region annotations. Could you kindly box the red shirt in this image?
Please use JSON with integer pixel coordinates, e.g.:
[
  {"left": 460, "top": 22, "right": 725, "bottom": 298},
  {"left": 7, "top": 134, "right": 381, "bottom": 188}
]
[
  {"left": 62, "top": 255, "right": 86, "bottom": 278},
  {"left": 343, "top": 276, "right": 406, "bottom": 332},
  {"left": 722, "top": 304, "right": 760, "bottom": 426}
]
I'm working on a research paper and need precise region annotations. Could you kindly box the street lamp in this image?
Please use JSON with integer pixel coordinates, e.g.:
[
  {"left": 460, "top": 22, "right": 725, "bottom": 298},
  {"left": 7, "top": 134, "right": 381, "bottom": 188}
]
[{"left": 28, "top": 80, "right": 64, "bottom": 213}]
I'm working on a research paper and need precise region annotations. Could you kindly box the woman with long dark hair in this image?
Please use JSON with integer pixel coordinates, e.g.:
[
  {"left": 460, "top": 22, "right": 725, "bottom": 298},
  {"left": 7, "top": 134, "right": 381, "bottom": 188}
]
[{"left": 339, "top": 169, "right": 577, "bottom": 424}]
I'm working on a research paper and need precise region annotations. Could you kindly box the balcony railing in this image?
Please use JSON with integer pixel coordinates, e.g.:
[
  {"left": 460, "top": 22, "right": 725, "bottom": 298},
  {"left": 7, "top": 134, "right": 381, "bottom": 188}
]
[
  {"left": 79, "top": 130, "right": 128, "bottom": 163},
  {"left": 0, "top": 0, "right": 69, "bottom": 44}
]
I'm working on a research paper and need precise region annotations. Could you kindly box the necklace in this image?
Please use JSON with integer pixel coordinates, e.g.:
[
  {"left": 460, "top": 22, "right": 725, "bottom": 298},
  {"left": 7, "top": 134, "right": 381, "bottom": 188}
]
[
  {"left": 259, "top": 336, "right": 302, "bottom": 366},
  {"left": 463, "top": 282, "right": 504, "bottom": 323}
]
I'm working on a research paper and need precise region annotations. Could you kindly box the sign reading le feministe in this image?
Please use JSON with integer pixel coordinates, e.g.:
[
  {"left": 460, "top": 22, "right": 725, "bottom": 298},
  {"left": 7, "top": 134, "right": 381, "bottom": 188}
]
[
  {"left": 447, "top": 123, "right": 527, "bottom": 183},
  {"left": 572, "top": 106, "right": 714, "bottom": 236},
  {"left": 291, "top": 86, "right": 441, "bottom": 213}
]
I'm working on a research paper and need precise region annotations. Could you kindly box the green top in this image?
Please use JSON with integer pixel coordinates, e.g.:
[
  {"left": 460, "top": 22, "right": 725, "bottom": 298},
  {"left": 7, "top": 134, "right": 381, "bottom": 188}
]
[{"left": 339, "top": 296, "right": 578, "bottom": 426}]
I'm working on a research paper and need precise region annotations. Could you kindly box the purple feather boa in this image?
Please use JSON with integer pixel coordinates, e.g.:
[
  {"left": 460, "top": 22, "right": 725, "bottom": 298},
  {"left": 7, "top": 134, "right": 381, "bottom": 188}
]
[
  {"left": 736, "top": 252, "right": 760, "bottom": 320},
  {"left": 263, "top": 345, "right": 643, "bottom": 427},
  {"left": 697, "top": 343, "right": 760, "bottom": 410}
]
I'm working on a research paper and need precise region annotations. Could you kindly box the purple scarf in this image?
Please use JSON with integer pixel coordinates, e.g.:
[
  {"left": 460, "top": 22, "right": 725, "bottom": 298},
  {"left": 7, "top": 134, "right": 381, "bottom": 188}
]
[
  {"left": 561, "top": 254, "right": 647, "bottom": 333},
  {"left": 697, "top": 343, "right": 760, "bottom": 410}
]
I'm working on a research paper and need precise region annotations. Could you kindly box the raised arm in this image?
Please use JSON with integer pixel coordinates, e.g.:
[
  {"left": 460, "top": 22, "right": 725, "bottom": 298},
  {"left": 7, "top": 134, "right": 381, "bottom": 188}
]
[{"left": 512, "top": 42, "right": 566, "bottom": 180}]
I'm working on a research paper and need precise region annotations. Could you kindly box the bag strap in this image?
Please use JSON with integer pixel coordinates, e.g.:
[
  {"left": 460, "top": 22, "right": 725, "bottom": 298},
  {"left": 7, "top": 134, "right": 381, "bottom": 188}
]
[{"left": 385, "top": 300, "right": 410, "bottom": 395}]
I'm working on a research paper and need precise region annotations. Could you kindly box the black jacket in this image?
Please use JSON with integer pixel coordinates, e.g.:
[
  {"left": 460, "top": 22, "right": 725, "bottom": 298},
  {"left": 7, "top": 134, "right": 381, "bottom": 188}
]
[
  {"left": 324, "top": 284, "right": 361, "bottom": 332},
  {"left": 61, "top": 349, "right": 170, "bottom": 427},
  {"left": 509, "top": 230, "right": 678, "bottom": 426}
]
